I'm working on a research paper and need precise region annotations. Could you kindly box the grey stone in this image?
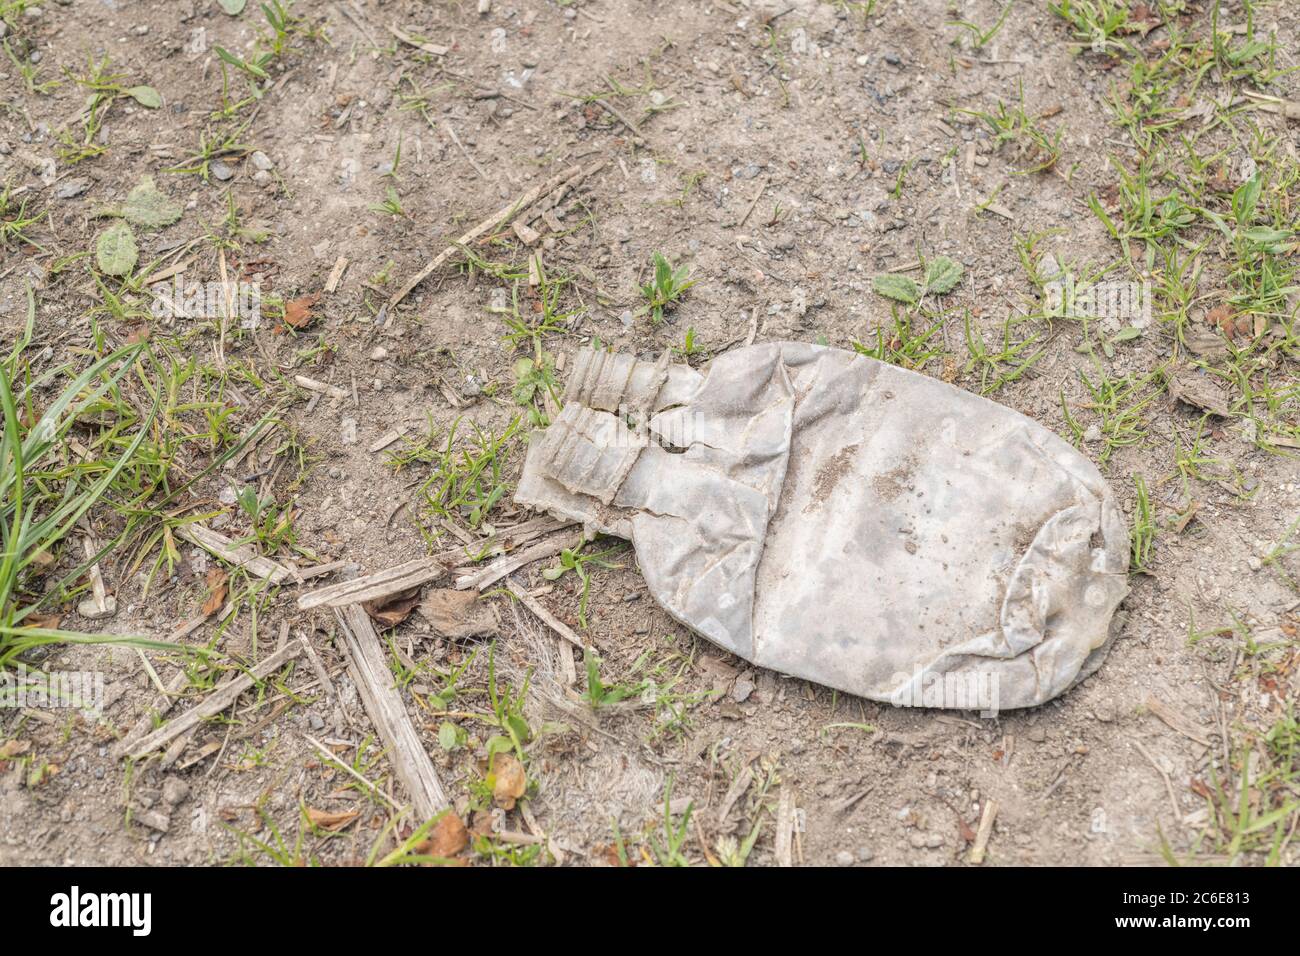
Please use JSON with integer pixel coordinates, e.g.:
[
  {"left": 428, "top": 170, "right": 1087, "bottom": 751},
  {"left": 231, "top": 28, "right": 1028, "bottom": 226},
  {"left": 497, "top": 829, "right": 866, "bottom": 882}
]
[
  {"left": 162, "top": 778, "right": 190, "bottom": 807},
  {"left": 55, "top": 177, "right": 91, "bottom": 199}
]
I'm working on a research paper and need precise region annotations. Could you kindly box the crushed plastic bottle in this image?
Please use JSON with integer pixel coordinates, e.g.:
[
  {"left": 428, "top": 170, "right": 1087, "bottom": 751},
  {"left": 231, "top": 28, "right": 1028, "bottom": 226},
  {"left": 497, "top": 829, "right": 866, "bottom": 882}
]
[{"left": 516, "top": 344, "right": 1129, "bottom": 712}]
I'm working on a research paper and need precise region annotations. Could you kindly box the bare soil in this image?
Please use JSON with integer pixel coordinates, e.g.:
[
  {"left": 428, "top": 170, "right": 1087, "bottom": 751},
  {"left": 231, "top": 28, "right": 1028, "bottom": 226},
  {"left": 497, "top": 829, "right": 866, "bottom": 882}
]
[{"left": 1, "top": 0, "right": 1297, "bottom": 867}]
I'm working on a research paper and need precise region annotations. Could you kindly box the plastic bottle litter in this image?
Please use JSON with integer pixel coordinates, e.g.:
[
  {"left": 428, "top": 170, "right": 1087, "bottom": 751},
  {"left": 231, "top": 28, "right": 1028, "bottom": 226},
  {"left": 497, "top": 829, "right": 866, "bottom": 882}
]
[{"left": 516, "top": 344, "right": 1129, "bottom": 712}]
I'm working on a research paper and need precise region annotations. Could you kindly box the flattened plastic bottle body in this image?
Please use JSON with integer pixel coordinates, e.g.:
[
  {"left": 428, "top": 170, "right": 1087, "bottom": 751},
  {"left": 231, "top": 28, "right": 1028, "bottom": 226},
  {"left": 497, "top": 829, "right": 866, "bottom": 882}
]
[{"left": 516, "top": 343, "right": 1129, "bottom": 711}]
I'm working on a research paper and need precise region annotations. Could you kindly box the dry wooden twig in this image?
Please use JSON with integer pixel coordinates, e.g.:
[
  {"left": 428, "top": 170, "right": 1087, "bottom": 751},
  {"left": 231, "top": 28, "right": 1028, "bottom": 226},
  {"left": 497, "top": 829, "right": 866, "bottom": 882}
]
[
  {"left": 177, "top": 524, "right": 293, "bottom": 585},
  {"left": 389, "top": 159, "right": 605, "bottom": 308},
  {"left": 968, "top": 798, "right": 999, "bottom": 865},
  {"left": 1133, "top": 737, "right": 1185, "bottom": 826},
  {"left": 504, "top": 579, "right": 583, "bottom": 650},
  {"left": 298, "top": 636, "right": 336, "bottom": 700},
  {"left": 1240, "top": 90, "right": 1300, "bottom": 120},
  {"left": 334, "top": 605, "right": 448, "bottom": 818},
  {"left": 1145, "top": 694, "right": 1212, "bottom": 746},
  {"left": 124, "top": 643, "right": 302, "bottom": 759},
  {"left": 715, "top": 762, "right": 754, "bottom": 828},
  {"left": 453, "top": 532, "right": 579, "bottom": 591},
  {"left": 592, "top": 98, "right": 645, "bottom": 142},
  {"left": 297, "top": 557, "right": 444, "bottom": 610},
  {"left": 431, "top": 516, "right": 576, "bottom": 568},
  {"left": 445, "top": 121, "right": 490, "bottom": 182},
  {"left": 388, "top": 24, "right": 449, "bottom": 56},
  {"left": 294, "top": 374, "right": 349, "bottom": 401},
  {"left": 304, "top": 733, "right": 400, "bottom": 810},
  {"left": 324, "top": 256, "right": 349, "bottom": 293},
  {"left": 774, "top": 786, "right": 795, "bottom": 867}
]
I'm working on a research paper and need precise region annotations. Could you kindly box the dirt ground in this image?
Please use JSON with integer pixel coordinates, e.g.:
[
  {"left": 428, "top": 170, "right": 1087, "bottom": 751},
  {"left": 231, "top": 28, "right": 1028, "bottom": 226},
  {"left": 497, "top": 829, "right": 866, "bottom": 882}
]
[{"left": 1, "top": 0, "right": 1298, "bottom": 867}]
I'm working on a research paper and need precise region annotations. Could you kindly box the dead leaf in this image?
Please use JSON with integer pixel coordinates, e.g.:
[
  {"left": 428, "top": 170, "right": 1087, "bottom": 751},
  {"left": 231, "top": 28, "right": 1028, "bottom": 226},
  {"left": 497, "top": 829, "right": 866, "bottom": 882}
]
[
  {"left": 1166, "top": 368, "right": 1232, "bottom": 417},
  {"left": 1130, "top": 3, "right": 1161, "bottom": 33},
  {"left": 202, "top": 568, "right": 228, "bottom": 617},
  {"left": 0, "top": 739, "right": 32, "bottom": 759},
  {"left": 306, "top": 806, "right": 360, "bottom": 831},
  {"left": 283, "top": 292, "right": 321, "bottom": 329},
  {"left": 416, "top": 811, "right": 470, "bottom": 862},
  {"left": 363, "top": 585, "right": 423, "bottom": 628},
  {"left": 1205, "top": 303, "right": 1235, "bottom": 338},
  {"left": 418, "top": 589, "right": 498, "bottom": 639},
  {"left": 21, "top": 612, "right": 62, "bottom": 630},
  {"left": 490, "top": 752, "right": 527, "bottom": 810},
  {"left": 1171, "top": 500, "right": 1200, "bottom": 534},
  {"left": 593, "top": 842, "right": 634, "bottom": 866},
  {"left": 1183, "top": 329, "right": 1230, "bottom": 359}
]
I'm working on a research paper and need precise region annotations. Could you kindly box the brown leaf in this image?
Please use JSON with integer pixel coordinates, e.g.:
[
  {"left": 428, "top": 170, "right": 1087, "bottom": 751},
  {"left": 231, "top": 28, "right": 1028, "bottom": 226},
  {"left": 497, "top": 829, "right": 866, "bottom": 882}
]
[
  {"left": 1130, "top": 3, "right": 1160, "bottom": 28},
  {"left": 593, "top": 842, "right": 634, "bottom": 866},
  {"left": 0, "top": 739, "right": 32, "bottom": 759},
  {"left": 1166, "top": 367, "right": 1232, "bottom": 418},
  {"left": 490, "top": 752, "right": 527, "bottom": 810},
  {"left": 283, "top": 292, "right": 321, "bottom": 329},
  {"left": 468, "top": 809, "right": 495, "bottom": 838},
  {"left": 202, "top": 568, "right": 228, "bottom": 617},
  {"left": 363, "top": 585, "right": 424, "bottom": 628},
  {"left": 1205, "top": 303, "right": 1234, "bottom": 337},
  {"left": 1183, "top": 329, "right": 1230, "bottom": 359},
  {"left": 306, "top": 806, "right": 360, "bottom": 831},
  {"left": 22, "top": 612, "right": 62, "bottom": 630},
  {"left": 418, "top": 589, "right": 498, "bottom": 639},
  {"left": 416, "top": 812, "right": 470, "bottom": 861}
]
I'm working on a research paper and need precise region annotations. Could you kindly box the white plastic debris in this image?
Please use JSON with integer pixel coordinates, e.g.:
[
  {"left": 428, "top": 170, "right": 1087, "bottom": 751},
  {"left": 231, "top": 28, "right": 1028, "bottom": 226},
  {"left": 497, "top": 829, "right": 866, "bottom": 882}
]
[{"left": 516, "top": 344, "right": 1129, "bottom": 711}]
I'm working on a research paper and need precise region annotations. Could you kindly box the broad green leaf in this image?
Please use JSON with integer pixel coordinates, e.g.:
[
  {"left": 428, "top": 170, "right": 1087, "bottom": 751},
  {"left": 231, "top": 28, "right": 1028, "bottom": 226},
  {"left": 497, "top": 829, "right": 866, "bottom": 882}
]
[
  {"left": 121, "top": 176, "right": 182, "bottom": 229},
  {"left": 655, "top": 253, "right": 671, "bottom": 288},
  {"left": 872, "top": 274, "right": 920, "bottom": 305},
  {"left": 95, "top": 222, "right": 137, "bottom": 276},
  {"left": 126, "top": 85, "right": 161, "bottom": 109},
  {"left": 1232, "top": 174, "right": 1261, "bottom": 225},
  {"left": 218, "top": 0, "right": 247, "bottom": 13},
  {"left": 1242, "top": 226, "right": 1290, "bottom": 250},
  {"left": 923, "top": 256, "right": 964, "bottom": 295},
  {"left": 437, "top": 721, "right": 466, "bottom": 751}
]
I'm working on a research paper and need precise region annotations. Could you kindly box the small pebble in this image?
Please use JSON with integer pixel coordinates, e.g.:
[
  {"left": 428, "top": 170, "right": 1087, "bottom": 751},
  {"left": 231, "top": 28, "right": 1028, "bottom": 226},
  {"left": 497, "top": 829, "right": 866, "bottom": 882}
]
[
  {"left": 55, "top": 178, "right": 91, "bottom": 199},
  {"left": 162, "top": 778, "right": 190, "bottom": 807}
]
